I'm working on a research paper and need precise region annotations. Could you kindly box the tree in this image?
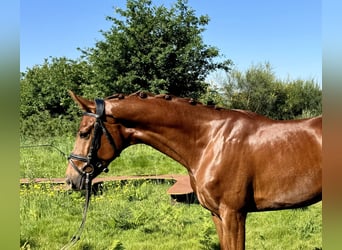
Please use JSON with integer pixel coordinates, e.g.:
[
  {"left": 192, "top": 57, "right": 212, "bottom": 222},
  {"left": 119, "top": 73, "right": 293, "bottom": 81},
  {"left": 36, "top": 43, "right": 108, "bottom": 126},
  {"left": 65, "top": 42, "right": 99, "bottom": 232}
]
[
  {"left": 81, "top": 0, "right": 232, "bottom": 98},
  {"left": 20, "top": 57, "right": 94, "bottom": 138},
  {"left": 223, "top": 63, "right": 279, "bottom": 117},
  {"left": 221, "top": 62, "right": 322, "bottom": 120},
  {"left": 282, "top": 79, "right": 322, "bottom": 119},
  {"left": 20, "top": 57, "right": 93, "bottom": 119}
]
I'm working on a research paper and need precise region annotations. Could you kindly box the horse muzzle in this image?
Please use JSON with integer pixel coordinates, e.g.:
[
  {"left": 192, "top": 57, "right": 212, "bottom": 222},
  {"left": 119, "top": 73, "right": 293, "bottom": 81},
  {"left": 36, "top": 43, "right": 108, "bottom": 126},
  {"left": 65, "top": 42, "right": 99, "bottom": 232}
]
[
  {"left": 65, "top": 174, "right": 86, "bottom": 191},
  {"left": 66, "top": 157, "right": 109, "bottom": 191},
  {"left": 65, "top": 160, "right": 91, "bottom": 191}
]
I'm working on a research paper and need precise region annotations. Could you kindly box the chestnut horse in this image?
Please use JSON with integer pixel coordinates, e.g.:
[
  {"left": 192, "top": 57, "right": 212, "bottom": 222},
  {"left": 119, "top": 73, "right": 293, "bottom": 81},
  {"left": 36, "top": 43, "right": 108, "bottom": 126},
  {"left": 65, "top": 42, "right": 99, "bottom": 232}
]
[{"left": 66, "top": 91, "right": 322, "bottom": 250}]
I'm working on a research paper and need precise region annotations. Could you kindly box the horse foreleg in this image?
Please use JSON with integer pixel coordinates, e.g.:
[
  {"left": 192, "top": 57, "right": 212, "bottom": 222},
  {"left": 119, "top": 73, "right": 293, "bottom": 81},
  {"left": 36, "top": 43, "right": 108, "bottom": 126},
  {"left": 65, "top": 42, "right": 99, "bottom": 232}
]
[
  {"left": 212, "top": 213, "right": 223, "bottom": 243},
  {"left": 219, "top": 209, "right": 246, "bottom": 250}
]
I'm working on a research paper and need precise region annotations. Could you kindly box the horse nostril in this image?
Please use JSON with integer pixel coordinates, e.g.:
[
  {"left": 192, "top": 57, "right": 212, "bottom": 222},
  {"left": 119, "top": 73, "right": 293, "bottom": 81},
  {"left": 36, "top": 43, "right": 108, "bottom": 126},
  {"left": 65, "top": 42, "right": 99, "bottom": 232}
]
[
  {"left": 66, "top": 177, "right": 80, "bottom": 190},
  {"left": 65, "top": 178, "right": 72, "bottom": 187}
]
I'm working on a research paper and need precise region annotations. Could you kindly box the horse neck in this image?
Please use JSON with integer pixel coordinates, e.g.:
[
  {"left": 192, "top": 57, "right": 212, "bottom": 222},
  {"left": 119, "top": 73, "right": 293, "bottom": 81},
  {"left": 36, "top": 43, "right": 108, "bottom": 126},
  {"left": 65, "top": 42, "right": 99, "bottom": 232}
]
[{"left": 108, "top": 97, "right": 213, "bottom": 171}]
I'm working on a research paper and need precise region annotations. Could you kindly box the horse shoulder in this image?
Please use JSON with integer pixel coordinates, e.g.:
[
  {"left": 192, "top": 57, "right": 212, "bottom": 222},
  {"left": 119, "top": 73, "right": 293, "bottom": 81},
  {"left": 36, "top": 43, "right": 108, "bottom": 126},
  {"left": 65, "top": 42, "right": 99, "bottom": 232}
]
[{"left": 193, "top": 116, "right": 257, "bottom": 212}]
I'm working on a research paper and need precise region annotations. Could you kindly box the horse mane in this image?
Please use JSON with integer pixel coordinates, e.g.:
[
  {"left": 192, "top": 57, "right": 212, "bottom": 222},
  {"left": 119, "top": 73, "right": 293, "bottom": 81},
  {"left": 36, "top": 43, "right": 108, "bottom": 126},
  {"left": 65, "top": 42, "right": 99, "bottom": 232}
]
[
  {"left": 106, "top": 91, "right": 222, "bottom": 109},
  {"left": 105, "top": 91, "right": 268, "bottom": 120}
]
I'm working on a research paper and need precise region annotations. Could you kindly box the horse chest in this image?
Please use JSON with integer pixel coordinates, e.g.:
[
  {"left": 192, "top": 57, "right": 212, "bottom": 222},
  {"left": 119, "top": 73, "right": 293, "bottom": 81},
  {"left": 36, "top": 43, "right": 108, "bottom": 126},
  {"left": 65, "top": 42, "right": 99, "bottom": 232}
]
[
  {"left": 196, "top": 184, "right": 221, "bottom": 213},
  {"left": 193, "top": 167, "right": 237, "bottom": 213},
  {"left": 192, "top": 159, "right": 253, "bottom": 214}
]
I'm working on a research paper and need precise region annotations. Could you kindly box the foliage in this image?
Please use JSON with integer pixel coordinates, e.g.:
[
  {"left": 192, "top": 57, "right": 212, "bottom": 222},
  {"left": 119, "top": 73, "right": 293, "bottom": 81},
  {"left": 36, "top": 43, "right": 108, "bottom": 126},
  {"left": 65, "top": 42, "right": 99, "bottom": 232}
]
[
  {"left": 20, "top": 57, "right": 92, "bottom": 119},
  {"left": 81, "top": 0, "right": 232, "bottom": 98},
  {"left": 221, "top": 63, "right": 322, "bottom": 119},
  {"left": 20, "top": 111, "right": 79, "bottom": 139},
  {"left": 20, "top": 57, "right": 91, "bottom": 138}
]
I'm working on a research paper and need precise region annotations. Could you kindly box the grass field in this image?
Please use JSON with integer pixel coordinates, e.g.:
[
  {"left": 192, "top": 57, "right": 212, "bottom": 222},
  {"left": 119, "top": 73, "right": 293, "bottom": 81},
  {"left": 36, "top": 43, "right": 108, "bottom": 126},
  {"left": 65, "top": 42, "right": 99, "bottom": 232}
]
[
  {"left": 20, "top": 137, "right": 322, "bottom": 249},
  {"left": 20, "top": 136, "right": 187, "bottom": 179}
]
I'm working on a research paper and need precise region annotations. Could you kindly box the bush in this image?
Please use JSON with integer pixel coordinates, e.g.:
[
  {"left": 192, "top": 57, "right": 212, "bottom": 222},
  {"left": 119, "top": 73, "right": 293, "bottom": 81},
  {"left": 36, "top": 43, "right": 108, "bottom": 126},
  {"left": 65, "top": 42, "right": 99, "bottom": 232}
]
[
  {"left": 20, "top": 111, "right": 78, "bottom": 139},
  {"left": 221, "top": 63, "right": 322, "bottom": 119}
]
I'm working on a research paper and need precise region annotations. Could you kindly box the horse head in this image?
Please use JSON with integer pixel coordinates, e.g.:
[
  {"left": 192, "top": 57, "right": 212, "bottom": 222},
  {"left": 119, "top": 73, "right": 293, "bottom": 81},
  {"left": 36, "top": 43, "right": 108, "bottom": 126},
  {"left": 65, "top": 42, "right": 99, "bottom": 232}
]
[{"left": 65, "top": 91, "right": 132, "bottom": 190}]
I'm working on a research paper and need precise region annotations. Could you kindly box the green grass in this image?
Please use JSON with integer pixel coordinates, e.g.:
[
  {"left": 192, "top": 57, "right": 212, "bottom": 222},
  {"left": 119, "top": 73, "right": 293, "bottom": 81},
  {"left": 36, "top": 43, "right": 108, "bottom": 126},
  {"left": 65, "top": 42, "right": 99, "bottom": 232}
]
[
  {"left": 109, "top": 144, "right": 187, "bottom": 176},
  {"left": 20, "top": 136, "right": 321, "bottom": 249},
  {"left": 20, "top": 136, "right": 186, "bottom": 178},
  {"left": 20, "top": 181, "right": 321, "bottom": 250},
  {"left": 20, "top": 136, "right": 74, "bottom": 178}
]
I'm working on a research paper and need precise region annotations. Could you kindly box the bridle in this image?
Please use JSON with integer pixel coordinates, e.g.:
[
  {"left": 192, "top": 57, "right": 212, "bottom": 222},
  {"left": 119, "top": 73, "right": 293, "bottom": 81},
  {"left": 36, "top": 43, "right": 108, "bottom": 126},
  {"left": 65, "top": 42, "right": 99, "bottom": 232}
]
[
  {"left": 62, "top": 98, "right": 118, "bottom": 249},
  {"left": 68, "top": 98, "right": 118, "bottom": 188}
]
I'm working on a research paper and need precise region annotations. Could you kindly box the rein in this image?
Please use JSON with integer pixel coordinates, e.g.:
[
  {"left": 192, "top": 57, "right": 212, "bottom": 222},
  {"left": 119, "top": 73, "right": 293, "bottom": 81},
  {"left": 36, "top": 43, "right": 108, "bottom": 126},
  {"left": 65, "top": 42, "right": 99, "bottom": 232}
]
[
  {"left": 60, "top": 173, "right": 91, "bottom": 250},
  {"left": 62, "top": 98, "right": 117, "bottom": 249}
]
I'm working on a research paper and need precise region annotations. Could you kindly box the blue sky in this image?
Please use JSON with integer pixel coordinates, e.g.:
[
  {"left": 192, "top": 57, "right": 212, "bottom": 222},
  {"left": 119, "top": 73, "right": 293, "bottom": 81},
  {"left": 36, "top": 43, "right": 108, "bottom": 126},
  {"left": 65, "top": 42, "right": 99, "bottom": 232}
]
[{"left": 20, "top": 0, "right": 321, "bottom": 85}]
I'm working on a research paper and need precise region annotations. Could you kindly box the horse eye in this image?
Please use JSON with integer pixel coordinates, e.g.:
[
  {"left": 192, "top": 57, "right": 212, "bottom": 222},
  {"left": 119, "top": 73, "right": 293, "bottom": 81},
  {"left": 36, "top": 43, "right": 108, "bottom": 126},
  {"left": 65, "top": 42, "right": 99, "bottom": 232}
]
[{"left": 79, "top": 131, "right": 90, "bottom": 139}]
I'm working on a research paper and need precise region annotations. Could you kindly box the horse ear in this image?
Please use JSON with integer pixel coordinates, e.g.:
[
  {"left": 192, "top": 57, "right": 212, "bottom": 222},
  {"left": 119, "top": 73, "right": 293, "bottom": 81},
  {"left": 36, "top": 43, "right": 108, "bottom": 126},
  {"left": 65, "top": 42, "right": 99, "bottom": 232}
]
[{"left": 68, "top": 90, "right": 95, "bottom": 113}]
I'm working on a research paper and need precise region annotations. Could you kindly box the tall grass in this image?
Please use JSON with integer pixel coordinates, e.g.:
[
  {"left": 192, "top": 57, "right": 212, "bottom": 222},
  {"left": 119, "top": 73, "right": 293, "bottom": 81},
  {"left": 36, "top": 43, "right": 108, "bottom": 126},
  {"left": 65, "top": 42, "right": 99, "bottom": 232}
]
[
  {"left": 20, "top": 136, "right": 74, "bottom": 178},
  {"left": 20, "top": 181, "right": 321, "bottom": 249}
]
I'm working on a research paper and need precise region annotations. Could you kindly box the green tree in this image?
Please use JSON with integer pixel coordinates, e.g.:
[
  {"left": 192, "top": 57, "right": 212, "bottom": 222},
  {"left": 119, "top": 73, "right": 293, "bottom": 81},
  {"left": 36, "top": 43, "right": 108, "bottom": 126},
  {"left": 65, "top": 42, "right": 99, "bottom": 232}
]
[
  {"left": 281, "top": 79, "right": 322, "bottom": 119},
  {"left": 223, "top": 63, "right": 279, "bottom": 117},
  {"left": 81, "top": 0, "right": 232, "bottom": 98},
  {"left": 20, "top": 57, "right": 93, "bottom": 119},
  {"left": 221, "top": 62, "right": 322, "bottom": 119},
  {"left": 20, "top": 57, "right": 93, "bottom": 137}
]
